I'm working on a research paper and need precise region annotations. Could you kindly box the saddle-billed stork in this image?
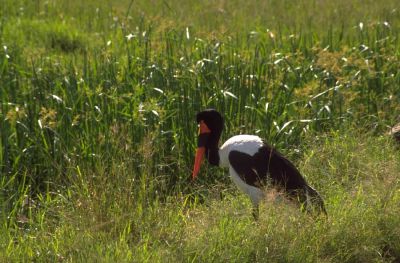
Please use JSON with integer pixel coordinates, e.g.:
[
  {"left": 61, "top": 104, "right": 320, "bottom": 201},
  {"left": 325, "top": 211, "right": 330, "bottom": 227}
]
[{"left": 192, "top": 109, "right": 326, "bottom": 218}]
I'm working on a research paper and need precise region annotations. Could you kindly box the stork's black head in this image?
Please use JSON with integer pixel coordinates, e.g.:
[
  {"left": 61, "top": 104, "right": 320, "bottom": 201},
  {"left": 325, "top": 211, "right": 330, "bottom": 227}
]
[
  {"left": 192, "top": 109, "right": 224, "bottom": 179},
  {"left": 196, "top": 109, "right": 224, "bottom": 137}
]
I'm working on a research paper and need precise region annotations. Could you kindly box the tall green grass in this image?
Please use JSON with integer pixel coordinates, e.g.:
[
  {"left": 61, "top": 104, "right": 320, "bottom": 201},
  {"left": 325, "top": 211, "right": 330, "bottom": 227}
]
[
  {"left": 1, "top": 0, "right": 400, "bottom": 261},
  {"left": 1, "top": 131, "right": 399, "bottom": 262}
]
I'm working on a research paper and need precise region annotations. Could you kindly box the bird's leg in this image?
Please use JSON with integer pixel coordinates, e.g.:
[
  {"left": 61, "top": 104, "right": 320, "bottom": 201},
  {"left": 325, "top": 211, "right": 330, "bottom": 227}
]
[{"left": 252, "top": 205, "right": 259, "bottom": 220}]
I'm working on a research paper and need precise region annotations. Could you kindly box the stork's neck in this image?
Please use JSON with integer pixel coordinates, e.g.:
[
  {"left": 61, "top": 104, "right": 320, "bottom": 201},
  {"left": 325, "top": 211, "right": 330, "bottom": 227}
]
[
  {"left": 206, "top": 147, "right": 220, "bottom": 166},
  {"left": 206, "top": 130, "right": 221, "bottom": 166}
]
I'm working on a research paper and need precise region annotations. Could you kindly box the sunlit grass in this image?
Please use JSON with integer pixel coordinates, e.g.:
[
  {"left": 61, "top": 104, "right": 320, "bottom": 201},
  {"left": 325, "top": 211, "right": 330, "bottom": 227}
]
[
  {"left": 1, "top": 0, "right": 400, "bottom": 261},
  {"left": 1, "top": 132, "right": 399, "bottom": 262}
]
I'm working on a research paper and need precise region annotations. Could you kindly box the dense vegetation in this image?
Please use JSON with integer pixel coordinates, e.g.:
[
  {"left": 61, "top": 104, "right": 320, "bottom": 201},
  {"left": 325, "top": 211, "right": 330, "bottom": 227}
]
[{"left": 1, "top": 0, "right": 399, "bottom": 261}]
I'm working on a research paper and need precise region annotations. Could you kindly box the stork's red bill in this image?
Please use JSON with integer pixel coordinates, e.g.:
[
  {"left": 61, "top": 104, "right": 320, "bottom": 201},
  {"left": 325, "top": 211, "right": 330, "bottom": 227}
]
[{"left": 192, "top": 120, "right": 211, "bottom": 179}]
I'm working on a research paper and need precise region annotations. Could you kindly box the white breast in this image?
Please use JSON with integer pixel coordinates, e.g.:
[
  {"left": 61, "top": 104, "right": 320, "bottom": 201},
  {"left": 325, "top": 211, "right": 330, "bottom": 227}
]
[
  {"left": 218, "top": 134, "right": 264, "bottom": 168},
  {"left": 218, "top": 135, "right": 265, "bottom": 205}
]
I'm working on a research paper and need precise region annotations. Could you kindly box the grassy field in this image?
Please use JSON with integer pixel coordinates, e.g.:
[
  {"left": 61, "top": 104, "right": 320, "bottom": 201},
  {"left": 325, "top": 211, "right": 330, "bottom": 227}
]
[{"left": 1, "top": 0, "right": 400, "bottom": 262}]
